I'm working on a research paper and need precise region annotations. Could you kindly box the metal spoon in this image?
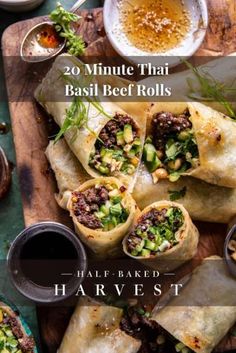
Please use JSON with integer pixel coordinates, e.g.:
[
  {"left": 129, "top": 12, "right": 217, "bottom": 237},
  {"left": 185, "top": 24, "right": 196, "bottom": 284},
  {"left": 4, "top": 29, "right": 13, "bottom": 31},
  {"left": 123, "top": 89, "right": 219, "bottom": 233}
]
[{"left": 20, "top": 0, "right": 87, "bottom": 63}]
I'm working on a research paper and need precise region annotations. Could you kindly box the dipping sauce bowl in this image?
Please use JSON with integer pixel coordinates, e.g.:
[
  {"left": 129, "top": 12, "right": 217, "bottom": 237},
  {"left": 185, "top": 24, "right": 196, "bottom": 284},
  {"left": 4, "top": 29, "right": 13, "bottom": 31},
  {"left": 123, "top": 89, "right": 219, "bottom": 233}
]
[{"left": 7, "top": 222, "right": 87, "bottom": 304}]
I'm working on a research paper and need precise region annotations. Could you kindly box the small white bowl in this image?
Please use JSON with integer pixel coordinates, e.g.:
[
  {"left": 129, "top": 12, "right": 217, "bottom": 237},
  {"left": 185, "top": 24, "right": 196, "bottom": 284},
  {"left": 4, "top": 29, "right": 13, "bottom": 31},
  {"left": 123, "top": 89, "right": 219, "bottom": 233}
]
[
  {"left": 104, "top": 0, "right": 208, "bottom": 67},
  {"left": 0, "top": 0, "right": 45, "bottom": 12}
]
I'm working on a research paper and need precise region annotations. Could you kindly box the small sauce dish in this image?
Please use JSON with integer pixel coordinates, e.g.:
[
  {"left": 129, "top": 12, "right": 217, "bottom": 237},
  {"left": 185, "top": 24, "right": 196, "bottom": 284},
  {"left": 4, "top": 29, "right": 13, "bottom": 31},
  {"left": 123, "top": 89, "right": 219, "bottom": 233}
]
[
  {"left": 224, "top": 224, "right": 236, "bottom": 278},
  {"left": 104, "top": 0, "right": 208, "bottom": 67},
  {"left": 20, "top": 22, "right": 65, "bottom": 63},
  {"left": 7, "top": 222, "right": 87, "bottom": 304}
]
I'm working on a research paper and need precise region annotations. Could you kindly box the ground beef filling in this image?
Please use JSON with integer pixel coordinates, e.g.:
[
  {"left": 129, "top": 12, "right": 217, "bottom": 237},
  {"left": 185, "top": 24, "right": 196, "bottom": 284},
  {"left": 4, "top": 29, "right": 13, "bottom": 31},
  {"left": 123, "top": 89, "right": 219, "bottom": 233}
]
[
  {"left": 143, "top": 110, "right": 199, "bottom": 182},
  {"left": 1, "top": 313, "right": 35, "bottom": 353},
  {"left": 89, "top": 113, "right": 141, "bottom": 176},
  {"left": 152, "top": 110, "right": 192, "bottom": 150},
  {"left": 126, "top": 207, "right": 183, "bottom": 257},
  {"left": 71, "top": 184, "right": 128, "bottom": 231}
]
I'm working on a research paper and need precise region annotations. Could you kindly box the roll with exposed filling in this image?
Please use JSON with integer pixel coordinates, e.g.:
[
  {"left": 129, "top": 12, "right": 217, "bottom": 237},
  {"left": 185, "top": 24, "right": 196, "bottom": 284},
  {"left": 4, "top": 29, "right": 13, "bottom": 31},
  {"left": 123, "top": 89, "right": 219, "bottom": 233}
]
[
  {"left": 123, "top": 201, "right": 199, "bottom": 272},
  {"left": 67, "top": 177, "right": 138, "bottom": 258},
  {"left": 143, "top": 102, "right": 236, "bottom": 188}
]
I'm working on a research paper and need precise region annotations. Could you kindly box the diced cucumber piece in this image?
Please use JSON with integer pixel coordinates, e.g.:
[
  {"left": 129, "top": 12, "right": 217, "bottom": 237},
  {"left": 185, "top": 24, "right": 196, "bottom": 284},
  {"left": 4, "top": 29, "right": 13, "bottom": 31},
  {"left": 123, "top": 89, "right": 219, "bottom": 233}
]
[
  {"left": 131, "top": 249, "right": 139, "bottom": 256},
  {"left": 178, "top": 130, "right": 191, "bottom": 141},
  {"left": 145, "top": 239, "right": 156, "bottom": 251},
  {"left": 166, "top": 142, "right": 178, "bottom": 159},
  {"left": 116, "top": 131, "right": 125, "bottom": 145},
  {"left": 144, "top": 143, "right": 156, "bottom": 162},
  {"left": 124, "top": 124, "right": 134, "bottom": 143},
  {"left": 169, "top": 172, "right": 181, "bottom": 182},
  {"left": 146, "top": 156, "right": 161, "bottom": 173},
  {"left": 110, "top": 203, "right": 123, "bottom": 216},
  {"left": 98, "top": 165, "right": 110, "bottom": 175},
  {"left": 100, "top": 147, "right": 106, "bottom": 158},
  {"left": 135, "top": 239, "right": 145, "bottom": 252},
  {"left": 7, "top": 337, "right": 18, "bottom": 348},
  {"left": 100, "top": 205, "right": 109, "bottom": 216},
  {"left": 111, "top": 216, "right": 118, "bottom": 227},
  {"left": 94, "top": 211, "right": 106, "bottom": 219},
  {"left": 102, "top": 150, "right": 113, "bottom": 164},
  {"left": 111, "top": 196, "right": 122, "bottom": 204},
  {"left": 141, "top": 249, "right": 151, "bottom": 257}
]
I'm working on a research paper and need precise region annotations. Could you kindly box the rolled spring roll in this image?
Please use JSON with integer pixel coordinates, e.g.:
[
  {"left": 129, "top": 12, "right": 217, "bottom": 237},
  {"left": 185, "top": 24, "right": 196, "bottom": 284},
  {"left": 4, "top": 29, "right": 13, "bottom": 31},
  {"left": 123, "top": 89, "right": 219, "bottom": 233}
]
[
  {"left": 151, "top": 256, "right": 236, "bottom": 353},
  {"left": 58, "top": 296, "right": 141, "bottom": 353},
  {"left": 35, "top": 54, "right": 147, "bottom": 191},
  {"left": 143, "top": 102, "right": 236, "bottom": 188},
  {"left": 133, "top": 163, "right": 236, "bottom": 224},
  {"left": 67, "top": 177, "right": 138, "bottom": 258},
  {"left": 123, "top": 201, "right": 199, "bottom": 272},
  {"left": 45, "top": 139, "right": 90, "bottom": 209}
]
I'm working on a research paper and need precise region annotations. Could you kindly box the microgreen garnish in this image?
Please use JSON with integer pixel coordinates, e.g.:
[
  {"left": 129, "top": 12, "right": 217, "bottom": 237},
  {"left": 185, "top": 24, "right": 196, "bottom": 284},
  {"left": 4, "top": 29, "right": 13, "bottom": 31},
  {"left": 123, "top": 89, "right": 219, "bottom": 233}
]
[
  {"left": 50, "top": 2, "right": 85, "bottom": 56},
  {"left": 54, "top": 70, "right": 112, "bottom": 143},
  {"left": 168, "top": 187, "right": 187, "bottom": 201},
  {"left": 184, "top": 60, "right": 236, "bottom": 119}
]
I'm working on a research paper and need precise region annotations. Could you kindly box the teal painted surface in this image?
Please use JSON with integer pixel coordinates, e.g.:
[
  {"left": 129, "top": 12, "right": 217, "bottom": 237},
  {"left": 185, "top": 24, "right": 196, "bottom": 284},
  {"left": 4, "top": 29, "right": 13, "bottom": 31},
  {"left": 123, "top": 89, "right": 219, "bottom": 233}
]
[{"left": 0, "top": 0, "right": 101, "bottom": 350}]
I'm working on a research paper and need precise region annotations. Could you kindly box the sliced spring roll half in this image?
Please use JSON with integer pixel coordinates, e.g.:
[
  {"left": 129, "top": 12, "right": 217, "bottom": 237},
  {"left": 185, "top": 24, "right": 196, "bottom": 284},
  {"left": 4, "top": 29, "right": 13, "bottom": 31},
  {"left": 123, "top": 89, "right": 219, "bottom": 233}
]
[
  {"left": 58, "top": 296, "right": 141, "bottom": 353},
  {"left": 0, "top": 301, "right": 36, "bottom": 353},
  {"left": 123, "top": 201, "right": 199, "bottom": 272},
  {"left": 67, "top": 177, "right": 138, "bottom": 258},
  {"left": 144, "top": 102, "right": 236, "bottom": 188},
  {"left": 35, "top": 54, "right": 146, "bottom": 191},
  {"left": 151, "top": 256, "right": 236, "bottom": 353}
]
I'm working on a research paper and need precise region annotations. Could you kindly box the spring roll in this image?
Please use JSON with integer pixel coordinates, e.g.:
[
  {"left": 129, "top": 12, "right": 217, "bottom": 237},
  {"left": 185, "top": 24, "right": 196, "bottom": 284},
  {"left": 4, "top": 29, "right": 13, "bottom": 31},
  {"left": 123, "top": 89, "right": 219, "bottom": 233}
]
[
  {"left": 45, "top": 139, "right": 90, "bottom": 209},
  {"left": 35, "top": 55, "right": 147, "bottom": 191},
  {"left": 0, "top": 301, "right": 36, "bottom": 353},
  {"left": 133, "top": 163, "right": 236, "bottom": 223},
  {"left": 143, "top": 102, "right": 236, "bottom": 188},
  {"left": 123, "top": 201, "right": 199, "bottom": 272},
  {"left": 46, "top": 139, "right": 236, "bottom": 224},
  {"left": 67, "top": 177, "right": 138, "bottom": 259},
  {"left": 151, "top": 256, "right": 236, "bottom": 353},
  {"left": 58, "top": 296, "right": 141, "bottom": 353}
]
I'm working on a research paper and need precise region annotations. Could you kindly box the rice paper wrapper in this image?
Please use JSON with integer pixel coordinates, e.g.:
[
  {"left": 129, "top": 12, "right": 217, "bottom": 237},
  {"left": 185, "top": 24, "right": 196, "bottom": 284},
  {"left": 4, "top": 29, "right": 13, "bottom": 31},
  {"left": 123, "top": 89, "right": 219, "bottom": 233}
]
[
  {"left": 151, "top": 256, "right": 236, "bottom": 353},
  {"left": 123, "top": 201, "right": 199, "bottom": 273},
  {"left": 35, "top": 54, "right": 147, "bottom": 192},
  {"left": 45, "top": 139, "right": 90, "bottom": 209},
  {"left": 58, "top": 296, "right": 141, "bottom": 353},
  {"left": 67, "top": 177, "right": 138, "bottom": 259},
  {"left": 133, "top": 163, "right": 236, "bottom": 224}
]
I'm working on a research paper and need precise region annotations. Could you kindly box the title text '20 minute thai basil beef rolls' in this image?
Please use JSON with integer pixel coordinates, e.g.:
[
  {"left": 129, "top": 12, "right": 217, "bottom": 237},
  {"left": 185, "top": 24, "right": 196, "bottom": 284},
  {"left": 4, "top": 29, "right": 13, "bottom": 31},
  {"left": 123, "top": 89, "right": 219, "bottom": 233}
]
[
  {"left": 67, "top": 177, "right": 138, "bottom": 258},
  {"left": 144, "top": 102, "right": 236, "bottom": 188},
  {"left": 35, "top": 55, "right": 147, "bottom": 191},
  {"left": 123, "top": 201, "right": 199, "bottom": 272}
]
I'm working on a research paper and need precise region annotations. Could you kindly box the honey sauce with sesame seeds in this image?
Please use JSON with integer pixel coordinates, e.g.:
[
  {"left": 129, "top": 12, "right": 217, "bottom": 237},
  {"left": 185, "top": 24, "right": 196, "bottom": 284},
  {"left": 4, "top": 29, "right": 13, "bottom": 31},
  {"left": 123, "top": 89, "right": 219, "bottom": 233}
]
[{"left": 120, "top": 0, "right": 191, "bottom": 53}]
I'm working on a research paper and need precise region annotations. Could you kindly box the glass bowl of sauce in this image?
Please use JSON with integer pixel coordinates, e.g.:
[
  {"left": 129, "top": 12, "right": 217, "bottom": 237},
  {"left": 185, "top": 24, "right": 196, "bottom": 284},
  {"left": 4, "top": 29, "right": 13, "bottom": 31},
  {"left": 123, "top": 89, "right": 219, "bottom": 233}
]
[
  {"left": 7, "top": 222, "right": 87, "bottom": 304},
  {"left": 104, "top": 0, "right": 208, "bottom": 66}
]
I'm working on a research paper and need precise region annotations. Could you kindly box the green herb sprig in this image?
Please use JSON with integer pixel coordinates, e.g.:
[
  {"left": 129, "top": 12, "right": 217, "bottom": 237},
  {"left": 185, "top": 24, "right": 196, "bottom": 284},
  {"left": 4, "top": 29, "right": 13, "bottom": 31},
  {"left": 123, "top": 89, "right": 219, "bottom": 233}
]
[
  {"left": 184, "top": 60, "right": 236, "bottom": 119},
  {"left": 50, "top": 2, "right": 85, "bottom": 56},
  {"left": 54, "top": 71, "right": 111, "bottom": 143},
  {"left": 168, "top": 187, "right": 187, "bottom": 201}
]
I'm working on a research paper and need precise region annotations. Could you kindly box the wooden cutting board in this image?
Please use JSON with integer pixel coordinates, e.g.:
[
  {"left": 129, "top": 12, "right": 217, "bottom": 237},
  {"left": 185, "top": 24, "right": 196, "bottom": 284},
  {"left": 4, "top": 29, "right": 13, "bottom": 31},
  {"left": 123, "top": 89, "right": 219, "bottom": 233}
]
[{"left": 2, "top": 2, "right": 236, "bottom": 352}]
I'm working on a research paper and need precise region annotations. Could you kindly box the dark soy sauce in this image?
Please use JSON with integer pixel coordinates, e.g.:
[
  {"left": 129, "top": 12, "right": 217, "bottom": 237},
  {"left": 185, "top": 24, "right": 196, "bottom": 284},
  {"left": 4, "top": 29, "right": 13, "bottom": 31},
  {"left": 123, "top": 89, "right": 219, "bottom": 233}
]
[{"left": 20, "top": 231, "right": 78, "bottom": 287}]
